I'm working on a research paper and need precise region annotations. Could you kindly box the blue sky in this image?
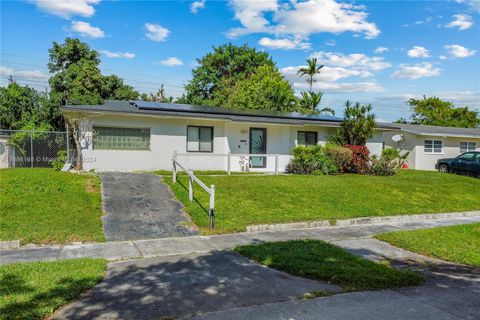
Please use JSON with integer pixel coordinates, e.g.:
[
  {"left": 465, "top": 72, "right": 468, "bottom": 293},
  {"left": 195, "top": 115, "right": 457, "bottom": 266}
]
[{"left": 1, "top": 0, "right": 479, "bottom": 122}]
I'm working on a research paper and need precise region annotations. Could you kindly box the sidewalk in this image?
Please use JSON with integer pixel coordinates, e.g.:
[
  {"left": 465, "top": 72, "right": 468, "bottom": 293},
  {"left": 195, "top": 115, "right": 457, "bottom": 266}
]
[{"left": 2, "top": 214, "right": 478, "bottom": 265}]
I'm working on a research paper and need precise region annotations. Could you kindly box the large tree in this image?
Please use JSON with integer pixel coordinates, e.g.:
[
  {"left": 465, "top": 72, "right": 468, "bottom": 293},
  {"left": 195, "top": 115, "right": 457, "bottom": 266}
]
[
  {"left": 48, "top": 38, "right": 139, "bottom": 105},
  {"left": 0, "top": 79, "right": 61, "bottom": 130},
  {"left": 402, "top": 96, "right": 479, "bottom": 128},
  {"left": 225, "top": 65, "right": 297, "bottom": 111},
  {"left": 182, "top": 43, "right": 276, "bottom": 107},
  {"left": 296, "top": 58, "right": 332, "bottom": 114}
]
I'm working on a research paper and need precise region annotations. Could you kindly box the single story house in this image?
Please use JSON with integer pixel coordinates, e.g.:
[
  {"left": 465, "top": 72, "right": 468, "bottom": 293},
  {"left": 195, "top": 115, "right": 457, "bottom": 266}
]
[
  {"left": 60, "top": 100, "right": 395, "bottom": 172},
  {"left": 383, "top": 123, "right": 480, "bottom": 170}
]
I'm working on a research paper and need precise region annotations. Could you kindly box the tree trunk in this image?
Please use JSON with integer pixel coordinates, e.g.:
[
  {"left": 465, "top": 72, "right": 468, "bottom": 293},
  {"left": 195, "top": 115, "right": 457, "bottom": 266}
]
[{"left": 70, "top": 125, "right": 83, "bottom": 171}]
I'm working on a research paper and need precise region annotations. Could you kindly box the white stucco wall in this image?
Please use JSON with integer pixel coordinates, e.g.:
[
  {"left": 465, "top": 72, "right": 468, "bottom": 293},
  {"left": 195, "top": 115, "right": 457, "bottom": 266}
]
[
  {"left": 78, "top": 114, "right": 385, "bottom": 172},
  {"left": 383, "top": 130, "right": 480, "bottom": 170}
]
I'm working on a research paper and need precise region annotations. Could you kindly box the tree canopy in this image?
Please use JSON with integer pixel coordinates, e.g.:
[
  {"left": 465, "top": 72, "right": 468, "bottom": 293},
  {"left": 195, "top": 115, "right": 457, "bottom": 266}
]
[
  {"left": 401, "top": 96, "right": 479, "bottom": 128},
  {"left": 224, "top": 65, "right": 297, "bottom": 112},
  {"left": 181, "top": 43, "right": 277, "bottom": 107},
  {"left": 48, "top": 38, "right": 138, "bottom": 106}
]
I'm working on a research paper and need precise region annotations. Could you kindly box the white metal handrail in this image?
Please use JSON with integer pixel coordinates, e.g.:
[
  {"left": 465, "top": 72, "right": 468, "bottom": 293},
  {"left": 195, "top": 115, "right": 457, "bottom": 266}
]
[
  {"left": 175, "top": 152, "right": 281, "bottom": 175},
  {"left": 172, "top": 153, "right": 216, "bottom": 228}
]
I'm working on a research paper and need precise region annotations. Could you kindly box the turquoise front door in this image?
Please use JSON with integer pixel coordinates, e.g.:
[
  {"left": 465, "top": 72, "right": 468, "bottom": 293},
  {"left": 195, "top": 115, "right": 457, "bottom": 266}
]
[{"left": 249, "top": 128, "right": 266, "bottom": 168}]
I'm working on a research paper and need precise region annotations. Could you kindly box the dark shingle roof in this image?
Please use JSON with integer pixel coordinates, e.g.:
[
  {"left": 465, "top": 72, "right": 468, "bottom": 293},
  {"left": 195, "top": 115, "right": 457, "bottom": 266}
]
[
  {"left": 394, "top": 123, "right": 480, "bottom": 138},
  {"left": 60, "top": 100, "right": 399, "bottom": 129}
]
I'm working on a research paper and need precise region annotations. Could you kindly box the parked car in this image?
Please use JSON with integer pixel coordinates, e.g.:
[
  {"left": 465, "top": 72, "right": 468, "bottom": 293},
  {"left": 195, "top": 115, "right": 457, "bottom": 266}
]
[{"left": 436, "top": 151, "right": 480, "bottom": 178}]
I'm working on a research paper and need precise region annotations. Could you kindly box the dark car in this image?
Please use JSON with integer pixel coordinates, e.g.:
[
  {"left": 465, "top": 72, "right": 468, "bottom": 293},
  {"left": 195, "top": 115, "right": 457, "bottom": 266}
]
[{"left": 436, "top": 151, "right": 480, "bottom": 178}]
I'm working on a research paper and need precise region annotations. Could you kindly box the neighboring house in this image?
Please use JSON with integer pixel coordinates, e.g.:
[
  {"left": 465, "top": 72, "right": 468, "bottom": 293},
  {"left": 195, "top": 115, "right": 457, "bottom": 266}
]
[
  {"left": 384, "top": 123, "right": 480, "bottom": 171},
  {"left": 60, "top": 100, "right": 394, "bottom": 172}
]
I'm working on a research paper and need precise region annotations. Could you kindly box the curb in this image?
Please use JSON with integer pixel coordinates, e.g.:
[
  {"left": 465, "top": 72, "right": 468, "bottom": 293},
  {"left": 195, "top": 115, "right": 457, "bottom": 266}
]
[
  {"left": 245, "top": 211, "right": 480, "bottom": 232},
  {"left": 0, "top": 240, "right": 20, "bottom": 250}
]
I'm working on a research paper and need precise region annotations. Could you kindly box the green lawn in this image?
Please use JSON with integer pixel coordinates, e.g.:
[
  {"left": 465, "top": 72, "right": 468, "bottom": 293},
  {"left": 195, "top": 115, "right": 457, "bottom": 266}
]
[
  {"left": 163, "top": 170, "right": 480, "bottom": 234},
  {"left": 235, "top": 240, "right": 424, "bottom": 291},
  {"left": 0, "top": 168, "right": 105, "bottom": 244},
  {"left": 0, "top": 259, "right": 107, "bottom": 320},
  {"left": 376, "top": 223, "right": 480, "bottom": 266}
]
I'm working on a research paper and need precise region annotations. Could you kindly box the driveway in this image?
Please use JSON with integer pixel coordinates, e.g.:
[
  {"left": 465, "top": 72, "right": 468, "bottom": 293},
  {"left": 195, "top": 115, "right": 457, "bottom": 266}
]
[
  {"left": 101, "top": 172, "right": 198, "bottom": 241},
  {"left": 52, "top": 251, "right": 342, "bottom": 319}
]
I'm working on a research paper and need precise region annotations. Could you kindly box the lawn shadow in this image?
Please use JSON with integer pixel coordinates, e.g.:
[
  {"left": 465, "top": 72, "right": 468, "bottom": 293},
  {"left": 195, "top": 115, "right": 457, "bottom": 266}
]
[{"left": 175, "top": 178, "right": 209, "bottom": 215}]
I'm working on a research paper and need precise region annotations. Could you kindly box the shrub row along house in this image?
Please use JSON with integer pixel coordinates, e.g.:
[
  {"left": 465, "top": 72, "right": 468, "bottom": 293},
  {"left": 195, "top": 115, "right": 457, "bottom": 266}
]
[{"left": 60, "top": 100, "right": 480, "bottom": 172}]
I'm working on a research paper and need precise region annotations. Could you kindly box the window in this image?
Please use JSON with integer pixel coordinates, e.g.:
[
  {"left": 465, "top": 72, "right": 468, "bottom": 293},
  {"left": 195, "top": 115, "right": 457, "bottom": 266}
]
[
  {"left": 458, "top": 152, "right": 475, "bottom": 161},
  {"left": 187, "top": 126, "right": 213, "bottom": 152},
  {"left": 93, "top": 127, "right": 150, "bottom": 150},
  {"left": 297, "top": 131, "right": 317, "bottom": 146},
  {"left": 424, "top": 140, "right": 443, "bottom": 154},
  {"left": 460, "top": 142, "right": 476, "bottom": 153}
]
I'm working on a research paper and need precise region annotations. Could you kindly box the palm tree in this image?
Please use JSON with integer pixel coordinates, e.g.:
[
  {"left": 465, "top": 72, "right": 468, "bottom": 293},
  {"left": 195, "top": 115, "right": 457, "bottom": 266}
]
[
  {"left": 297, "top": 58, "right": 324, "bottom": 93},
  {"left": 299, "top": 91, "right": 335, "bottom": 115}
]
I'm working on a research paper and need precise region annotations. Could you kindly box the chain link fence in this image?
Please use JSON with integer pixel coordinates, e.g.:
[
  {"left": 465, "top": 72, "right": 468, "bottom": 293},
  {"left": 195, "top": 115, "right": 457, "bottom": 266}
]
[{"left": 0, "top": 129, "right": 72, "bottom": 169}]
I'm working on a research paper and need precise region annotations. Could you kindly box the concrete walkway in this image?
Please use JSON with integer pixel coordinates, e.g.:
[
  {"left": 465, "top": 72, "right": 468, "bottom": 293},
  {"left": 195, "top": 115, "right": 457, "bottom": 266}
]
[
  {"left": 101, "top": 172, "right": 198, "bottom": 241},
  {"left": 1, "top": 214, "right": 479, "bottom": 265},
  {"left": 184, "top": 264, "right": 480, "bottom": 320}
]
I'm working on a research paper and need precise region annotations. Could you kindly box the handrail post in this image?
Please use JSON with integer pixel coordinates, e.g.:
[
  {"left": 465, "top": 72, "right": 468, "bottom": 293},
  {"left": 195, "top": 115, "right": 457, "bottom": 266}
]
[
  {"left": 172, "top": 151, "right": 177, "bottom": 183},
  {"left": 188, "top": 171, "right": 194, "bottom": 201},
  {"left": 275, "top": 154, "right": 279, "bottom": 175},
  {"left": 209, "top": 184, "right": 215, "bottom": 229},
  {"left": 227, "top": 151, "right": 231, "bottom": 175}
]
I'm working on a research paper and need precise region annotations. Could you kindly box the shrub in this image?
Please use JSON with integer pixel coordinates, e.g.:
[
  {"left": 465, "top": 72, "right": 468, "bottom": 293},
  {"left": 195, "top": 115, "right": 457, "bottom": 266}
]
[
  {"left": 51, "top": 150, "right": 67, "bottom": 171},
  {"left": 371, "top": 149, "right": 399, "bottom": 176},
  {"left": 324, "top": 144, "right": 352, "bottom": 173},
  {"left": 286, "top": 145, "right": 338, "bottom": 175},
  {"left": 344, "top": 145, "right": 371, "bottom": 174}
]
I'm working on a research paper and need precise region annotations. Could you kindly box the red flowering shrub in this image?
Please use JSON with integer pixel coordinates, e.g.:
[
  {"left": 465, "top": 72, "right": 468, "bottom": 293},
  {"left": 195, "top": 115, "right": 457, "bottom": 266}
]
[{"left": 344, "top": 145, "right": 371, "bottom": 174}]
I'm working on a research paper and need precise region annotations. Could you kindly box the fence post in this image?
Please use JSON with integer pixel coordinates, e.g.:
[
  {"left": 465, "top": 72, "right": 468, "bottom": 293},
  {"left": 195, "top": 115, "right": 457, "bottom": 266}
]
[
  {"left": 188, "top": 171, "right": 194, "bottom": 201},
  {"left": 66, "top": 124, "right": 70, "bottom": 163},
  {"left": 172, "top": 151, "right": 177, "bottom": 183},
  {"left": 30, "top": 130, "right": 34, "bottom": 168},
  {"left": 227, "top": 152, "right": 231, "bottom": 175},
  {"left": 209, "top": 185, "right": 215, "bottom": 229},
  {"left": 275, "top": 154, "right": 279, "bottom": 175}
]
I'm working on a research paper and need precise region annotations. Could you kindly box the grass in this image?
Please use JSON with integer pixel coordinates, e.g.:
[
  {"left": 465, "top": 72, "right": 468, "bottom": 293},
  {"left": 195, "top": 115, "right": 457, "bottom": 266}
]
[
  {"left": 0, "top": 168, "right": 105, "bottom": 244},
  {"left": 235, "top": 240, "right": 424, "bottom": 291},
  {"left": 376, "top": 223, "right": 480, "bottom": 266},
  {"left": 0, "top": 259, "right": 107, "bottom": 320},
  {"left": 163, "top": 170, "right": 480, "bottom": 234}
]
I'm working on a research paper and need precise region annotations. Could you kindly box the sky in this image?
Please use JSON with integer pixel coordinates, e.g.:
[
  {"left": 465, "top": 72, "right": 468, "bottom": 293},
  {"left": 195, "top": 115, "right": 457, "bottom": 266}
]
[{"left": 1, "top": 0, "right": 479, "bottom": 122}]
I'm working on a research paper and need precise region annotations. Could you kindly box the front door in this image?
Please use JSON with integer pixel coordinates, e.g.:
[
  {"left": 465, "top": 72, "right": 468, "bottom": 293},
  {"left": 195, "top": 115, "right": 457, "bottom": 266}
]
[{"left": 249, "top": 128, "right": 266, "bottom": 168}]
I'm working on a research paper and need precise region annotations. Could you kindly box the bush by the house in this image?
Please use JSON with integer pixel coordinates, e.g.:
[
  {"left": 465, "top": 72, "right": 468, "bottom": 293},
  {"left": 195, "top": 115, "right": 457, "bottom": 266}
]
[
  {"left": 344, "top": 145, "right": 371, "bottom": 174},
  {"left": 324, "top": 144, "right": 352, "bottom": 173},
  {"left": 51, "top": 150, "right": 67, "bottom": 171},
  {"left": 286, "top": 145, "right": 338, "bottom": 175}
]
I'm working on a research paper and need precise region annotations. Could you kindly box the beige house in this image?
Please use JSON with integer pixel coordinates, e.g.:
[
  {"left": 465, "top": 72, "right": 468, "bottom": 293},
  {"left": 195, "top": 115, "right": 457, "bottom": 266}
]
[{"left": 384, "top": 123, "right": 480, "bottom": 170}]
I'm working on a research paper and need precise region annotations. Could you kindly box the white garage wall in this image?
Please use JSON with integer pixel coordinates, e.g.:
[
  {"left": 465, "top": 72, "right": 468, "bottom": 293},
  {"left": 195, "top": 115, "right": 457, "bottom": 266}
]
[{"left": 78, "top": 114, "right": 386, "bottom": 172}]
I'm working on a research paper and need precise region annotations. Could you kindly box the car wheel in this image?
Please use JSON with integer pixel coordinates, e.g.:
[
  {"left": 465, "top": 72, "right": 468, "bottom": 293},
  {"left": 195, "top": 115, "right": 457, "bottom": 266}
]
[{"left": 438, "top": 164, "right": 449, "bottom": 173}]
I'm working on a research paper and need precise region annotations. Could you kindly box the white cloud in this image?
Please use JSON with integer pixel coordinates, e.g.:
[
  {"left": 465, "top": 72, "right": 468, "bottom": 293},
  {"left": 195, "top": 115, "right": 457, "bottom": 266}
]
[
  {"left": 444, "top": 44, "right": 476, "bottom": 58},
  {"left": 258, "top": 37, "right": 310, "bottom": 50},
  {"left": 100, "top": 50, "right": 135, "bottom": 59},
  {"left": 227, "top": 0, "right": 380, "bottom": 40},
  {"left": 325, "top": 40, "right": 336, "bottom": 46},
  {"left": 30, "top": 0, "right": 100, "bottom": 19},
  {"left": 0, "top": 66, "right": 49, "bottom": 80},
  {"left": 190, "top": 0, "right": 206, "bottom": 14},
  {"left": 403, "top": 16, "right": 433, "bottom": 27},
  {"left": 374, "top": 46, "right": 389, "bottom": 54},
  {"left": 391, "top": 63, "right": 441, "bottom": 79},
  {"left": 456, "top": 0, "right": 480, "bottom": 13},
  {"left": 145, "top": 23, "right": 170, "bottom": 42},
  {"left": 71, "top": 21, "right": 105, "bottom": 38},
  {"left": 407, "top": 46, "right": 430, "bottom": 58},
  {"left": 446, "top": 14, "right": 473, "bottom": 30},
  {"left": 309, "top": 51, "right": 391, "bottom": 71},
  {"left": 159, "top": 57, "right": 183, "bottom": 66}
]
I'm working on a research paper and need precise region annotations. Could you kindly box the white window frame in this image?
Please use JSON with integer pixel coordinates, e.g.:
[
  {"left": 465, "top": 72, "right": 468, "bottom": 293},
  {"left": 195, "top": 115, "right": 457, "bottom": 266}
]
[
  {"left": 186, "top": 125, "right": 214, "bottom": 153},
  {"left": 424, "top": 139, "right": 443, "bottom": 154},
  {"left": 460, "top": 141, "right": 476, "bottom": 153}
]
